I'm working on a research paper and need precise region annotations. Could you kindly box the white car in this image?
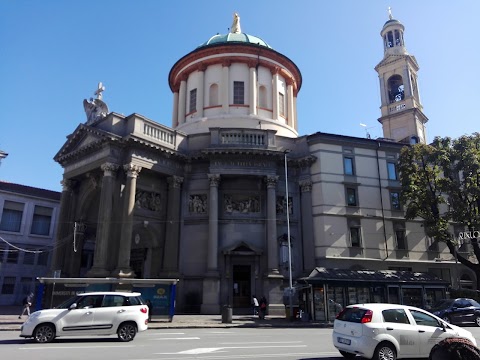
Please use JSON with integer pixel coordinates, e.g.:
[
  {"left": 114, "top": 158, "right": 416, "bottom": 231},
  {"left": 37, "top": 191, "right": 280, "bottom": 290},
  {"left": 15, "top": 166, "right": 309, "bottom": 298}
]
[
  {"left": 20, "top": 291, "right": 149, "bottom": 343},
  {"left": 332, "top": 303, "right": 477, "bottom": 360}
]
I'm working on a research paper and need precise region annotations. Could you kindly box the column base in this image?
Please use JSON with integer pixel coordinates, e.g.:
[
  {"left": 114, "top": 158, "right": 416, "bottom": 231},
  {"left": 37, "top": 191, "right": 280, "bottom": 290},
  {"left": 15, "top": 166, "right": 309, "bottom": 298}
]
[
  {"left": 111, "top": 267, "right": 136, "bottom": 278},
  {"left": 200, "top": 277, "right": 221, "bottom": 314},
  {"left": 263, "top": 275, "right": 286, "bottom": 316},
  {"left": 158, "top": 271, "right": 181, "bottom": 279},
  {"left": 85, "top": 267, "right": 110, "bottom": 278}
]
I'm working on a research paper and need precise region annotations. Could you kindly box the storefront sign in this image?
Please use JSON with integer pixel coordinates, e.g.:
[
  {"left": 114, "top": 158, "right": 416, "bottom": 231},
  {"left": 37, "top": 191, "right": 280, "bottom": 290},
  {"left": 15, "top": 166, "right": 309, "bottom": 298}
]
[{"left": 457, "top": 231, "right": 480, "bottom": 240}]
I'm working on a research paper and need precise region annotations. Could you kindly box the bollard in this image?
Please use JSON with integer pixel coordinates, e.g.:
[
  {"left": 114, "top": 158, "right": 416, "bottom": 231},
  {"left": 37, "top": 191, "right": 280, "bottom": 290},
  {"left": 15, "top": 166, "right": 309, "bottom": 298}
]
[{"left": 221, "top": 305, "right": 232, "bottom": 323}]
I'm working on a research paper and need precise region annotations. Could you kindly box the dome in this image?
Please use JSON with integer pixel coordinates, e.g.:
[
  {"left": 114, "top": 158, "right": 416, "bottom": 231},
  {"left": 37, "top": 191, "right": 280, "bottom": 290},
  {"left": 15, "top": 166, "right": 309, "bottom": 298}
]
[{"left": 198, "top": 32, "right": 272, "bottom": 49}]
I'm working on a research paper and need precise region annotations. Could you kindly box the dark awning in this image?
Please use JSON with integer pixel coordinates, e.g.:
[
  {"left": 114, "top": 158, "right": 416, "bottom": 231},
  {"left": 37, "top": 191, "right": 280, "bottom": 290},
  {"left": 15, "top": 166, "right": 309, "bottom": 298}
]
[{"left": 298, "top": 267, "right": 449, "bottom": 286}]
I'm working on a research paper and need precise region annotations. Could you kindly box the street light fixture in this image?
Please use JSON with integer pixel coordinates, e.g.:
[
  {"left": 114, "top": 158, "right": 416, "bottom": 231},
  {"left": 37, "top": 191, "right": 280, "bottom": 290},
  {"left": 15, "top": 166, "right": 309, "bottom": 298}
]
[{"left": 284, "top": 149, "right": 294, "bottom": 320}]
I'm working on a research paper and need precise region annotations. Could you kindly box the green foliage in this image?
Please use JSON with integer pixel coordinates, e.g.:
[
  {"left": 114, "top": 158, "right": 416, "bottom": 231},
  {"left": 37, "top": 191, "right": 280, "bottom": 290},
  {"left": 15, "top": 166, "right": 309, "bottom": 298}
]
[
  {"left": 398, "top": 133, "right": 480, "bottom": 284},
  {"left": 449, "top": 288, "right": 480, "bottom": 302}
]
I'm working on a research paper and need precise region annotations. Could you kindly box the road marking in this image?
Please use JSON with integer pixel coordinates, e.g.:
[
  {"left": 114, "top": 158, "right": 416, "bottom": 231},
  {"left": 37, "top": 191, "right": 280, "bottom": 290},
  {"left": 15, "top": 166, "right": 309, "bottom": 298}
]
[
  {"left": 155, "top": 344, "right": 307, "bottom": 355},
  {"left": 20, "top": 345, "right": 135, "bottom": 350},
  {"left": 138, "top": 351, "right": 339, "bottom": 360},
  {"left": 146, "top": 332, "right": 185, "bottom": 335},
  {"left": 148, "top": 337, "right": 200, "bottom": 340},
  {"left": 219, "top": 341, "right": 302, "bottom": 345}
]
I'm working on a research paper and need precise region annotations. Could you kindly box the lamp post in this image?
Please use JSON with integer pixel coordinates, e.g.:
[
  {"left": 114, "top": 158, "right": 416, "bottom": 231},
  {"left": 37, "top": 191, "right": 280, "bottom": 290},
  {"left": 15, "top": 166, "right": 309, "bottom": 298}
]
[{"left": 284, "top": 149, "right": 294, "bottom": 320}]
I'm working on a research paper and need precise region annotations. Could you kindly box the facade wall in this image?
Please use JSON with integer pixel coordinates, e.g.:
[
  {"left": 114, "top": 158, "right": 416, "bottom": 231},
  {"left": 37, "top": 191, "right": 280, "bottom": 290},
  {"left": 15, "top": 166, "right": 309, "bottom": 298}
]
[{"left": 0, "top": 184, "right": 60, "bottom": 305}]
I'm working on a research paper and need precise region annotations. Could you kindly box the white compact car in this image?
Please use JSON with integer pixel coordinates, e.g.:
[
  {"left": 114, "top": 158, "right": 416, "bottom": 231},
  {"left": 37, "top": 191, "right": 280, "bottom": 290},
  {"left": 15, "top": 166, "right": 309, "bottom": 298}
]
[
  {"left": 20, "top": 291, "right": 149, "bottom": 343},
  {"left": 332, "top": 303, "right": 477, "bottom": 360}
]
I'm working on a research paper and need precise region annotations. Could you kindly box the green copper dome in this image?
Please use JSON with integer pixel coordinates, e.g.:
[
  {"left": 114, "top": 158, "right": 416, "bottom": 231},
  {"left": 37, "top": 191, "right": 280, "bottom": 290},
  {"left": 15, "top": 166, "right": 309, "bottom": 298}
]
[{"left": 198, "top": 32, "right": 272, "bottom": 49}]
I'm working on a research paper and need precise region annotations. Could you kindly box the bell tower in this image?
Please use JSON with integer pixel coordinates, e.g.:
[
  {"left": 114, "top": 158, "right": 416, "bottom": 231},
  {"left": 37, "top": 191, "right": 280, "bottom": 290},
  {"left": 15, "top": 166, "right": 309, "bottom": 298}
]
[{"left": 375, "top": 9, "right": 428, "bottom": 144}]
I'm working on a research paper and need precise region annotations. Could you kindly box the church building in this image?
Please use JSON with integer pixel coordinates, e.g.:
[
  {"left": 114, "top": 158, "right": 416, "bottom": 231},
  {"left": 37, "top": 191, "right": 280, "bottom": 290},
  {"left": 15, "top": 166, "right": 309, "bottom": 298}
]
[{"left": 50, "top": 12, "right": 474, "bottom": 319}]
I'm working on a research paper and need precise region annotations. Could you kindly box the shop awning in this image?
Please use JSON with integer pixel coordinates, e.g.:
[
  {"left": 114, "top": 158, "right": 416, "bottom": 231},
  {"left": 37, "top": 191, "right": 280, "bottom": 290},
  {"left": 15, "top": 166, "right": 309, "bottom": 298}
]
[{"left": 298, "top": 267, "right": 449, "bottom": 286}]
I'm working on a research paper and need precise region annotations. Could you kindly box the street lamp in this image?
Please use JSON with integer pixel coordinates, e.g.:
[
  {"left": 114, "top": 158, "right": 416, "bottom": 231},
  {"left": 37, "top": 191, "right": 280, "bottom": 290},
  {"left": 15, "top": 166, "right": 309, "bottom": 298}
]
[{"left": 284, "top": 149, "right": 294, "bottom": 320}]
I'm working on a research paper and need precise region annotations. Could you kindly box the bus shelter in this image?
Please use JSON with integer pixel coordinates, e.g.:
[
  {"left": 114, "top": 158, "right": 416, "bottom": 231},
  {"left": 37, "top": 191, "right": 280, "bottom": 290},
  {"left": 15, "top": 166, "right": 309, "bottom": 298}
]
[{"left": 36, "top": 277, "right": 179, "bottom": 322}]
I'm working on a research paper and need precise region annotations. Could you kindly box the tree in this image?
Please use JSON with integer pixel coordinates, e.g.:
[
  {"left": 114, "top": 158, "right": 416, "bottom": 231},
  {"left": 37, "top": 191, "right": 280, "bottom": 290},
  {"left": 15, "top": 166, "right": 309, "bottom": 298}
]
[{"left": 398, "top": 133, "right": 480, "bottom": 288}]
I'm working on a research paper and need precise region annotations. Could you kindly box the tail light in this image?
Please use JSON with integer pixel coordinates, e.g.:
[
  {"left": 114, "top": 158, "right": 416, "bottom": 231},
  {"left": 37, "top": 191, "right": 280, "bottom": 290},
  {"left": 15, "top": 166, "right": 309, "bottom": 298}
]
[
  {"left": 361, "top": 310, "right": 373, "bottom": 323},
  {"left": 140, "top": 307, "right": 148, "bottom": 314}
]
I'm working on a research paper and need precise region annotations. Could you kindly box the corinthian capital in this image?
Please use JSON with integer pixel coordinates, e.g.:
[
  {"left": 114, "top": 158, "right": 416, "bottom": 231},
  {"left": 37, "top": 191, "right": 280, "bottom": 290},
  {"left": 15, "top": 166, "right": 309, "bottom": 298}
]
[
  {"left": 265, "top": 175, "right": 279, "bottom": 188},
  {"left": 101, "top": 162, "right": 119, "bottom": 177},
  {"left": 168, "top": 175, "right": 184, "bottom": 189},
  {"left": 123, "top": 163, "right": 142, "bottom": 178},
  {"left": 299, "top": 179, "right": 312, "bottom": 193},
  {"left": 208, "top": 174, "right": 221, "bottom": 187},
  {"left": 61, "top": 179, "right": 74, "bottom": 192}
]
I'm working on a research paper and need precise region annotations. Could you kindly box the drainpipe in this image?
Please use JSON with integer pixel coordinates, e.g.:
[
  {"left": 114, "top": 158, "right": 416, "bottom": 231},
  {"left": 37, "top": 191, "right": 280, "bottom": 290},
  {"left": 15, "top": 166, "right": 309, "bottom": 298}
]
[{"left": 376, "top": 142, "right": 389, "bottom": 259}]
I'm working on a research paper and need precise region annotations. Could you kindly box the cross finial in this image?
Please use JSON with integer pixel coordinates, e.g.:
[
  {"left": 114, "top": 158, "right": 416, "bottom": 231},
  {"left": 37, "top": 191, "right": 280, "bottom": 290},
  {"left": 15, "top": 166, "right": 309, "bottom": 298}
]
[
  {"left": 388, "top": 7, "right": 393, "bottom": 20},
  {"left": 94, "top": 82, "right": 105, "bottom": 100}
]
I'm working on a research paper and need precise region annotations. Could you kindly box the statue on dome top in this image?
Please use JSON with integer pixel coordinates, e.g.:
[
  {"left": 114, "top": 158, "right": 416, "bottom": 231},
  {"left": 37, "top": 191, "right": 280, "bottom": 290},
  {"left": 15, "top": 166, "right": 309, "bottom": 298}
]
[
  {"left": 83, "top": 82, "right": 109, "bottom": 125},
  {"left": 230, "top": 12, "right": 241, "bottom": 34},
  {"left": 388, "top": 6, "right": 393, "bottom": 20}
]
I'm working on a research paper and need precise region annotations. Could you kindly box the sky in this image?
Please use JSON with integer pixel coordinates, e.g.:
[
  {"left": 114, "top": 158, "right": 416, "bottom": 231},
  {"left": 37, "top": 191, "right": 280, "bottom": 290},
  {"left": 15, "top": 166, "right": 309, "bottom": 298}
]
[{"left": 1, "top": 1, "right": 479, "bottom": 192}]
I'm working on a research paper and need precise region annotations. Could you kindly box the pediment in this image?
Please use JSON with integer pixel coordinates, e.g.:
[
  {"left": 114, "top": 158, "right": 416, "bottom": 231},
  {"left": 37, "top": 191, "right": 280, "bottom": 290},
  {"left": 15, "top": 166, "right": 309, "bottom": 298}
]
[
  {"left": 375, "top": 54, "right": 419, "bottom": 71},
  {"left": 222, "top": 241, "right": 263, "bottom": 255},
  {"left": 54, "top": 124, "right": 118, "bottom": 162}
]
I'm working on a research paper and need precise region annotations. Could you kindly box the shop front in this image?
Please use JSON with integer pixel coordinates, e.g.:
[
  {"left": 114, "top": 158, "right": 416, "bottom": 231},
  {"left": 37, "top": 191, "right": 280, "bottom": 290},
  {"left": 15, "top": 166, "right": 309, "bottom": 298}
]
[{"left": 297, "top": 268, "right": 448, "bottom": 322}]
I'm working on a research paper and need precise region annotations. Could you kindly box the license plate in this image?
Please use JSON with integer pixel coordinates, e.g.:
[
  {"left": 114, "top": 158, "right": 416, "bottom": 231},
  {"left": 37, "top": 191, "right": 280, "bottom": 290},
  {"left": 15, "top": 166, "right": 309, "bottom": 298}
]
[{"left": 338, "top": 337, "right": 351, "bottom": 345}]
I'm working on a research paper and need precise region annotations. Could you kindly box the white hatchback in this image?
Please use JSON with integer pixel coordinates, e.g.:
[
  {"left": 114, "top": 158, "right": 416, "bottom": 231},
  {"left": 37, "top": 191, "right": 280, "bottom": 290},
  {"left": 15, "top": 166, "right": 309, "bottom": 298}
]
[
  {"left": 332, "top": 303, "right": 477, "bottom": 360},
  {"left": 20, "top": 291, "right": 149, "bottom": 343}
]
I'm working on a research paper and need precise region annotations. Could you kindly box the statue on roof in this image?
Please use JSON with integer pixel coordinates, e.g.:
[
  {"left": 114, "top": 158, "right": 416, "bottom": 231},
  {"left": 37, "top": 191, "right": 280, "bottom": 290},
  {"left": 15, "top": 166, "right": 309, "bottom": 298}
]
[
  {"left": 230, "top": 12, "right": 241, "bottom": 34},
  {"left": 83, "top": 82, "right": 109, "bottom": 125},
  {"left": 388, "top": 6, "right": 393, "bottom": 20}
]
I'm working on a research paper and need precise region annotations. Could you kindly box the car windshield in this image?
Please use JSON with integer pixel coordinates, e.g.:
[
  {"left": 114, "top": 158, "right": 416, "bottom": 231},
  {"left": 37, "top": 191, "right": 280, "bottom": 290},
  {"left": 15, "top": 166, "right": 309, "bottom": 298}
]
[{"left": 432, "top": 299, "right": 455, "bottom": 310}]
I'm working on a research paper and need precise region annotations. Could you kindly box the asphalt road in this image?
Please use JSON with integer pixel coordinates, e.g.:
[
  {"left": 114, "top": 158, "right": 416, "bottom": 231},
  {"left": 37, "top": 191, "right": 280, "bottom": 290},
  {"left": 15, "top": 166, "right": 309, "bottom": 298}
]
[{"left": 2, "top": 326, "right": 480, "bottom": 360}]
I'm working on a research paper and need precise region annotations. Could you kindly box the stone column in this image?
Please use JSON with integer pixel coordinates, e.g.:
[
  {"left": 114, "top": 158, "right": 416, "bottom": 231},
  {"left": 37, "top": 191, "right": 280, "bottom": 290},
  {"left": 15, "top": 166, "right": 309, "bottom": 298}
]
[
  {"left": 286, "top": 78, "right": 294, "bottom": 128},
  {"left": 177, "top": 75, "right": 187, "bottom": 125},
  {"left": 403, "top": 66, "right": 412, "bottom": 98},
  {"left": 265, "top": 175, "right": 279, "bottom": 274},
  {"left": 87, "top": 162, "right": 119, "bottom": 277},
  {"left": 207, "top": 174, "right": 220, "bottom": 273},
  {"left": 300, "top": 179, "right": 316, "bottom": 273},
  {"left": 197, "top": 65, "right": 205, "bottom": 118},
  {"left": 201, "top": 173, "right": 221, "bottom": 314},
  {"left": 68, "top": 222, "right": 87, "bottom": 276},
  {"left": 50, "top": 179, "right": 75, "bottom": 276},
  {"left": 162, "top": 175, "right": 184, "bottom": 277},
  {"left": 271, "top": 68, "right": 280, "bottom": 120},
  {"left": 113, "top": 163, "right": 141, "bottom": 278},
  {"left": 221, "top": 60, "right": 230, "bottom": 113},
  {"left": 248, "top": 61, "right": 257, "bottom": 115},
  {"left": 172, "top": 87, "right": 179, "bottom": 127}
]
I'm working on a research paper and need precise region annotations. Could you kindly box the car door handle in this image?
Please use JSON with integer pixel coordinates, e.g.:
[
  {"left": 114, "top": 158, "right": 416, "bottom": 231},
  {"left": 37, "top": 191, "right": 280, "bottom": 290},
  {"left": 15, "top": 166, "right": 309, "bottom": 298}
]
[
  {"left": 85, "top": 311, "right": 92, "bottom": 315},
  {"left": 118, "top": 309, "right": 126, "bottom": 313},
  {"left": 418, "top": 330, "right": 425, "bottom": 333},
  {"left": 386, "top": 327, "right": 394, "bottom": 330}
]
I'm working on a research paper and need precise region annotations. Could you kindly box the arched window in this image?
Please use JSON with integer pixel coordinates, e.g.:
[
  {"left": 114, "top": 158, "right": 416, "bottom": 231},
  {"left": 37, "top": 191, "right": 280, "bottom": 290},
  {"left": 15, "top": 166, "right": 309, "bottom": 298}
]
[
  {"left": 258, "top": 85, "right": 267, "bottom": 108},
  {"left": 209, "top": 83, "right": 219, "bottom": 106},
  {"left": 387, "top": 75, "right": 404, "bottom": 103}
]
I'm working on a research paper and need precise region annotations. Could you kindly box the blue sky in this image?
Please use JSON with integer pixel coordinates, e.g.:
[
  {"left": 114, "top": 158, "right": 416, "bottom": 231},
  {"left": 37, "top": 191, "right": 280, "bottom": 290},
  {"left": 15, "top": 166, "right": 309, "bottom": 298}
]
[{"left": 1, "top": 1, "right": 479, "bottom": 191}]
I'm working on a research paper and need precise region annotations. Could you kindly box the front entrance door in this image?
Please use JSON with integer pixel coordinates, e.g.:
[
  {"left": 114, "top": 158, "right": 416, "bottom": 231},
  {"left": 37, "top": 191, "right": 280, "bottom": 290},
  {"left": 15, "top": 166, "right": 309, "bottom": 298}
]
[
  {"left": 130, "top": 248, "right": 146, "bottom": 278},
  {"left": 232, "top": 265, "right": 251, "bottom": 308}
]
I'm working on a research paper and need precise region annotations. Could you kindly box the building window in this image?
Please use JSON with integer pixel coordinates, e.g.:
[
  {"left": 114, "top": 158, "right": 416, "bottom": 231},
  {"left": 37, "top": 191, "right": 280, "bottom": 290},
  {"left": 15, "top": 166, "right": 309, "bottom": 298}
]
[
  {"left": 23, "top": 250, "right": 35, "bottom": 265},
  {"left": 426, "top": 236, "right": 439, "bottom": 252},
  {"left": 37, "top": 251, "right": 49, "bottom": 266},
  {"left": 346, "top": 187, "right": 357, "bottom": 206},
  {"left": 259, "top": 85, "right": 267, "bottom": 108},
  {"left": 344, "top": 157, "right": 355, "bottom": 176},
  {"left": 189, "top": 88, "right": 197, "bottom": 113},
  {"left": 6, "top": 250, "right": 18, "bottom": 263},
  {"left": 233, "top": 81, "right": 244, "bottom": 104},
  {"left": 31, "top": 205, "right": 53, "bottom": 236},
  {"left": 209, "top": 84, "right": 219, "bottom": 106},
  {"left": 0, "top": 200, "right": 24, "bottom": 232},
  {"left": 387, "top": 162, "right": 398, "bottom": 180},
  {"left": 279, "top": 92, "right": 285, "bottom": 117},
  {"left": 390, "top": 191, "right": 401, "bottom": 210},
  {"left": 394, "top": 223, "right": 407, "bottom": 250},
  {"left": 1, "top": 276, "right": 16, "bottom": 295},
  {"left": 348, "top": 219, "right": 362, "bottom": 247}
]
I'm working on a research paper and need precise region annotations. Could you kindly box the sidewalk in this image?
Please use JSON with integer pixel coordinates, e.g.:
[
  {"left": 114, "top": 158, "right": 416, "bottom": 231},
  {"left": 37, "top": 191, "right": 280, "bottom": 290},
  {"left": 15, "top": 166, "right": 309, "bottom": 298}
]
[{"left": 0, "top": 306, "right": 330, "bottom": 331}]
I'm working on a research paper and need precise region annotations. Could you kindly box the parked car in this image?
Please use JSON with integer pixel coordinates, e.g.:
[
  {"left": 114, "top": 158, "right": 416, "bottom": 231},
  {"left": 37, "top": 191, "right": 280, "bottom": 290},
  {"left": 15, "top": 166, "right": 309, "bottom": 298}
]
[
  {"left": 332, "top": 303, "right": 476, "bottom": 360},
  {"left": 20, "top": 291, "right": 149, "bottom": 343},
  {"left": 428, "top": 298, "right": 480, "bottom": 326}
]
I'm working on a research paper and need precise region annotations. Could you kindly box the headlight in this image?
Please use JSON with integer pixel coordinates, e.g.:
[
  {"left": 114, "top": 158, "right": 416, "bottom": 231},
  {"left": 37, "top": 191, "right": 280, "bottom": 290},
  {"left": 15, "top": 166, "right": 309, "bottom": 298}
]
[{"left": 24, "top": 312, "right": 41, "bottom": 323}]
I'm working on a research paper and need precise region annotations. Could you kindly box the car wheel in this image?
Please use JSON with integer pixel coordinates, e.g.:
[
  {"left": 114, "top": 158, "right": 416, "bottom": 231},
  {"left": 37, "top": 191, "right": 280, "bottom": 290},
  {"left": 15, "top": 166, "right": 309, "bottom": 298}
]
[
  {"left": 33, "top": 324, "right": 55, "bottom": 343},
  {"left": 442, "top": 315, "right": 451, "bottom": 324},
  {"left": 373, "top": 342, "right": 396, "bottom": 360},
  {"left": 339, "top": 350, "right": 356, "bottom": 358},
  {"left": 117, "top": 322, "right": 137, "bottom": 342},
  {"left": 475, "top": 315, "right": 480, "bottom": 327}
]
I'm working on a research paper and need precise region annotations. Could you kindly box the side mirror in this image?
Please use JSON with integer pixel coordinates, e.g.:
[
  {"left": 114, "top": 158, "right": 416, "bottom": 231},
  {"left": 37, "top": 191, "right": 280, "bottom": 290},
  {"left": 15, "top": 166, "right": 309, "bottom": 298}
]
[{"left": 69, "top": 303, "right": 78, "bottom": 310}]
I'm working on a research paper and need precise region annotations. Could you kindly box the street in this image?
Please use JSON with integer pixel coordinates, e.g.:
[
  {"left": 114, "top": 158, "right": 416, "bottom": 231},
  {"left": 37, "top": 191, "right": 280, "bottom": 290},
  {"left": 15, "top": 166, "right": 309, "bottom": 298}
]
[
  {"left": 2, "top": 326, "right": 480, "bottom": 360},
  {"left": 0, "top": 328, "right": 340, "bottom": 360}
]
